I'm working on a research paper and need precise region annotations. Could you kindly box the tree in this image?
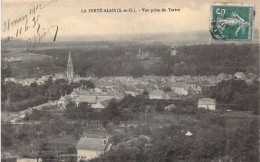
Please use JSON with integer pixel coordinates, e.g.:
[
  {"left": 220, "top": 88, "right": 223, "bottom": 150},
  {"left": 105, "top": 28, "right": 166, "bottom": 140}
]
[
  {"left": 163, "top": 87, "right": 171, "bottom": 92},
  {"left": 79, "top": 80, "right": 95, "bottom": 89},
  {"left": 203, "top": 79, "right": 259, "bottom": 114},
  {"left": 102, "top": 99, "right": 122, "bottom": 123}
]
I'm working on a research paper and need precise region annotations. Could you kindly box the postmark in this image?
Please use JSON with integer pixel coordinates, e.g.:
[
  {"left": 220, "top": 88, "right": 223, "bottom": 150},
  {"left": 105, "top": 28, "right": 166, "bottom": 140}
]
[{"left": 210, "top": 3, "right": 254, "bottom": 41}]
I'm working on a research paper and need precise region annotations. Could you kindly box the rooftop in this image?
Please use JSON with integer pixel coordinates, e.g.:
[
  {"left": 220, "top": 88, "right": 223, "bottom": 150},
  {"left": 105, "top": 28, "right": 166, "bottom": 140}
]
[
  {"left": 76, "top": 137, "right": 110, "bottom": 151},
  {"left": 150, "top": 90, "right": 164, "bottom": 96},
  {"left": 198, "top": 98, "right": 216, "bottom": 104}
]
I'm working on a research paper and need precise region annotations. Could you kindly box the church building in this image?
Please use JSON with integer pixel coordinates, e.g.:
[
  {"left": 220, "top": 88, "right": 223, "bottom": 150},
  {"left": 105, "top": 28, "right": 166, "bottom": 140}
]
[
  {"left": 67, "top": 52, "right": 74, "bottom": 82},
  {"left": 54, "top": 52, "right": 75, "bottom": 81}
]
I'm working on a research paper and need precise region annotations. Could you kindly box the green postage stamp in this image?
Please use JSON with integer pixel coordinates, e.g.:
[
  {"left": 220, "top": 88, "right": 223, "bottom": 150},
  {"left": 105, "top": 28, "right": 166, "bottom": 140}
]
[{"left": 210, "top": 3, "right": 254, "bottom": 41}]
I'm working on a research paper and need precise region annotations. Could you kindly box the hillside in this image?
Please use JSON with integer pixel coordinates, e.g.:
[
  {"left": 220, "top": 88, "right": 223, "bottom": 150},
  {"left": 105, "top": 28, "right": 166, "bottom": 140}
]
[{"left": 23, "top": 43, "right": 259, "bottom": 78}]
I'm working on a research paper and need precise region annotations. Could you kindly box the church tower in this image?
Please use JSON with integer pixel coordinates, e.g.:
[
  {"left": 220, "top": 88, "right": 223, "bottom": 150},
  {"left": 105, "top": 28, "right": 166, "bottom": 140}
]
[{"left": 67, "top": 52, "right": 74, "bottom": 82}]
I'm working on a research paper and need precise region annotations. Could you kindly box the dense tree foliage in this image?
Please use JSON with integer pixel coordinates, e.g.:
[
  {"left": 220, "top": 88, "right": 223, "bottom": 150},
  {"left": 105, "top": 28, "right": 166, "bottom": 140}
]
[
  {"left": 163, "top": 44, "right": 259, "bottom": 75},
  {"left": 2, "top": 79, "right": 81, "bottom": 112},
  {"left": 203, "top": 79, "right": 259, "bottom": 114},
  {"left": 26, "top": 43, "right": 259, "bottom": 78},
  {"left": 24, "top": 109, "right": 54, "bottom": 121},
  {"left": 101, "top": 95, "right": 197, "bottom": 125},
  {"left": 78, "top": 80, "right": 95, "bottom": 89},
  {"left": 1, "top": 115, "right": 84, "bottom": 158},
  {"left": 64, "top": 102, "right": 101, "bottom": 120},
  {"left": 91, "top": 112, "right": 259, "bottom": 162}
]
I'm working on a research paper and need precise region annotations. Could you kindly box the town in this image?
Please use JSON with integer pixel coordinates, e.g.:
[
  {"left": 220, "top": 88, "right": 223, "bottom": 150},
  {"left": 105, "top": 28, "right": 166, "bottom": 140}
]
[{"left": 2, "top": 45, "right": 259, "bottom": 161}]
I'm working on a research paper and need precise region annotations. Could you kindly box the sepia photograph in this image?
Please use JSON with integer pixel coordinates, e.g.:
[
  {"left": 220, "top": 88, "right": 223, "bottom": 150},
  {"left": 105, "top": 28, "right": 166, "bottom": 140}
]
[{"left": 1, "top": 0, "right": 260, "bottom": 161}]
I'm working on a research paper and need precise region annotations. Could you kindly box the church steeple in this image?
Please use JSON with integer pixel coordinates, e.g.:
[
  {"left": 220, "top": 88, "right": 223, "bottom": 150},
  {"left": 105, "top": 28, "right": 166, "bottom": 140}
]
[{"left": 67, "top": 51, "right": 74, "bottom": 82}]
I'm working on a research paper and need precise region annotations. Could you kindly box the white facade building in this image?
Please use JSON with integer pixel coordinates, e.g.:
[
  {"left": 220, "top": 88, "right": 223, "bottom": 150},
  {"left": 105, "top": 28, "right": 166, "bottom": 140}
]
[
  {"left": 198, "top": 98, "right": 216, "bottom": 110},
  {"left": 76, "top": 137, "right": 112, "bottom": 161}
]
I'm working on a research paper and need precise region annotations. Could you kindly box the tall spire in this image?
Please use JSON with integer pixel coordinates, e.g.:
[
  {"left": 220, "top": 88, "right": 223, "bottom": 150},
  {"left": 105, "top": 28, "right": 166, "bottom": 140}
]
[
  {"left": 67, "top": 51, "right": 74, "bottom": 82},
  {"left": 68, "top": 51, "right": 72, "bottom": 64}
]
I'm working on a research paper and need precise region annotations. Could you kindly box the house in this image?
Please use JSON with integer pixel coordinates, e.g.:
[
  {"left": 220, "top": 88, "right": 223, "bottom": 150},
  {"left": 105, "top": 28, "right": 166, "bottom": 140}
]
[
  {"left": 91, "top": 100, "right": 109, "bottom": 109},
  {"left": 58, "top": 95, "right": 72, "bottom": 108},
  {"left": 170, "top": 49, "right": 177, "bottom": 56},
  {"left": 4, "top": 56, "right": 22, "bottom": 62},
  {"left": 247, "top": 73, "right": 257, "bottom": 80},
  {"left": 217, "top": 73, "right": 232, "bottom": 81},
  {"left": 165, "top": 91, "right": 177, "bottom": 99},
  {"left": 76, "top": 137, "right": 112, "bottom": 161},
  {"left": 234, "top": 72, "right": 246, "bottom": 80},
  {"left": 134, "top": 83, "right": 146, "bottom": 93},
  {"left": 137, "top": 49, "right": 149, "bottom": 60},
  {"left": 17, "top": 158, "right": 42, "bottom": 162},
  {"left": 4, "top": 77, "right": 16, "bottom": 83},
  {"left": 198, "top": 98, "right": 216, "bottom": 110},
  {"left": 165, "top": 104, "right": 177, "bottom": 111},
  {"left": 36, "top": 75, "right": 53, "bottom": 85},
  {"left": 94, "top": 88, "right": 102, "bottom": 93},
  {"left": 199, "top": 80, "right": 215, "bottom": 90},
  {"left": 149, "top": 90, "right": 169, "bottom": 99},
  {"left": 124, "top": 85, "right": 140, "bottom": 96},
  {"left": 58, "top": 87, "right": 121, "bottom": 108},
  {"left": 187, "top": 81, "right": 202, "bottom": 94},
  {"left": 146, "top": 82, "right": 160, "bottom": 93},
  {"left": 171, "top": 82, "right": 189, "bottom": 95},
  {"left": 54, "top": 72, "right": 67, "bottom": 80},
  {"left": 73, "top": 96, "right": 97, "bottom": 106},
  {"left": 19, "top": 78, "right": 37, "bottom": 86}
]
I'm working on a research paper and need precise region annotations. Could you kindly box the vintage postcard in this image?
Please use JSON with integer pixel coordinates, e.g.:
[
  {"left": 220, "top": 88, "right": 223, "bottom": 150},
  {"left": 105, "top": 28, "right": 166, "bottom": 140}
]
[{"left": 1, "top": 0, "right": 260, "bottom": 162}]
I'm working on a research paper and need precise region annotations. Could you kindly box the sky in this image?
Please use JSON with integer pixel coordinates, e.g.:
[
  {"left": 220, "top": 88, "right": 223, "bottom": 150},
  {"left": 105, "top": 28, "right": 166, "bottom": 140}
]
[{"left": 1, "top": 0, "right": 260, "bottom": 40}]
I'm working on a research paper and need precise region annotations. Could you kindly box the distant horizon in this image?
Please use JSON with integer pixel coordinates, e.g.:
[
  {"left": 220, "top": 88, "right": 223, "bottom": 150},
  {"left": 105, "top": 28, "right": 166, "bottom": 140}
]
[{"left": 1, "top": 28, "right": 259, "bottom": 42}]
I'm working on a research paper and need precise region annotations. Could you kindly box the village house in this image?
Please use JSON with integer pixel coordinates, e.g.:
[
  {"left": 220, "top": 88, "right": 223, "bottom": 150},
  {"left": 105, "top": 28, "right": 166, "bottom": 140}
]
[
  {"left": 170, "top": 49, "right": 177, "bottom": 56},
  {"left": 149, "top": 90, "right": 169, "bottom": 99},
  {"left": 4, "top": 56, "right": 22, "bottom": 62},
  {"left": 171, "top": 82, "right": 190, "bottom": 95},
  {"left": 186, "top": 81, "right": 202, "bottom": 94},
  {"left": 234, "top": 72, "right": 246, "bottom": 80},
  {"left": 217, "top": 73, "right": 233, "bottom": 81},
  {"left": 145, "top": 75, "right": 160, "bottom": 83},
  {"left": 76, "top": 137, "right": 112, "bottom": 161},
  {"left": 16, "top": 158, "right": 42, "bottom": 162},
  {"left": 165, "top": 91, "right": 177, "bottom": 99},
  {"left": 58, "top": 95, "right": 73, "bottom": 107},
  {"left": 54, "top": 72, "right": 67, "bottom": 80},
  {"left": 165, "top": 104, "right": 177, "bottom": 111},
  {"left": 145, "top": 82, "right": 160, "bottom": 93},
  {"left": 123, "top": 84, "right": 140, "bottom": 97},
  {"left": 91, "top": 100, "right": 110, "bottom": 109},
  {"left": 199, "top": 80, "right": 215, "bottom": 90},
  {"left": 247, "top": 73, "right": 257, "bottom": 80},
  {"left": 133, "top": 83, "right": 146, "bottom": 93},
  {"left": 18, "top": 78, "right": 37, "bottom": 86},
  {"left": 4, "top": 77, "right": 16, "bottom": 83},
  {"left": 57, "top": 87, "right": 123, "bottom": 108},
  {"left": 198, "top": 98, "right": 216, "bottom": 110},
  {"left": 36, "top": 75, "right": 52, "bottom": 85},
  {"left": 137, "top": 49, "right": 149, "bottom": 60}
]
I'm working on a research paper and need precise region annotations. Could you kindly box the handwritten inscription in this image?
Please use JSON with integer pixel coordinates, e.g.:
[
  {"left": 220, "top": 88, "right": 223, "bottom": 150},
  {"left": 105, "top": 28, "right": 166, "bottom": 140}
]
[
  {"left": 27, "top": 25, "right": 58, "bottom": 48},
  {"left": 2, "top": 0, "right": 58, "bottom": 49}
]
